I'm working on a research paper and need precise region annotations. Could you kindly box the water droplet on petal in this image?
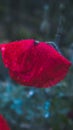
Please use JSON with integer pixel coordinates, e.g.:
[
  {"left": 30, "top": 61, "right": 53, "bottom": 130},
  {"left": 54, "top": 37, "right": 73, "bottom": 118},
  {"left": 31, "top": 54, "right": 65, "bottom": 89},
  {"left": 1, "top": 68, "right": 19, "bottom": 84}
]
[{"left": 1, "top": 47, "right": 5, "bottom": 51}]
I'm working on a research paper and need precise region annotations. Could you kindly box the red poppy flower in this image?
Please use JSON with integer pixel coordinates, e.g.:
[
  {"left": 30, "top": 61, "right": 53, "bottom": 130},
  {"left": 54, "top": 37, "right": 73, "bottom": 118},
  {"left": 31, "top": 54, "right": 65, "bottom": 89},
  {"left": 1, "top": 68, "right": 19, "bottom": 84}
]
[
  {"left": 0, "top": 39, "right": 71, "bottom": 87},
  {"left": 0, "top": 115, "right": 10, "bottom": 130}
]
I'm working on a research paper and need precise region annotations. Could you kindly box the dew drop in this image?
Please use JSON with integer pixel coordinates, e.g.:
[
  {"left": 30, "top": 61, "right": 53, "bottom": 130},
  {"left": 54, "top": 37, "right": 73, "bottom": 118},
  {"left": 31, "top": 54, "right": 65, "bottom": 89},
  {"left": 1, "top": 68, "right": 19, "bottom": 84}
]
[{"left": 1, "top": 47, "right": 5, "bottom": 51}]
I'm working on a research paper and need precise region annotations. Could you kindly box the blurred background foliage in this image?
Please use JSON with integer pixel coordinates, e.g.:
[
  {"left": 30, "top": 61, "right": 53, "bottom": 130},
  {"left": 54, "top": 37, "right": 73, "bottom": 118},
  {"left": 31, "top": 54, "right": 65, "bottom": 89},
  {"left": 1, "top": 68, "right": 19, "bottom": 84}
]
[{"left": 0, "top": 0, "right": 73, "bottom": 130}]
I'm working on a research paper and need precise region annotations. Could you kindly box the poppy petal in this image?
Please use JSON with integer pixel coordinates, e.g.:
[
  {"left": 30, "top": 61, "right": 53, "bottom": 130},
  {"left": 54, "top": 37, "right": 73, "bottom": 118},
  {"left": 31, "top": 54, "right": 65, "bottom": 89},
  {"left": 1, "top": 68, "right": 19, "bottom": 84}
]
[
  {"left": 0, "top": 39, "right": 71, "bottom": 88},
  {"left": 0, "top": 115, "right": 10, "bottom": 130}
]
